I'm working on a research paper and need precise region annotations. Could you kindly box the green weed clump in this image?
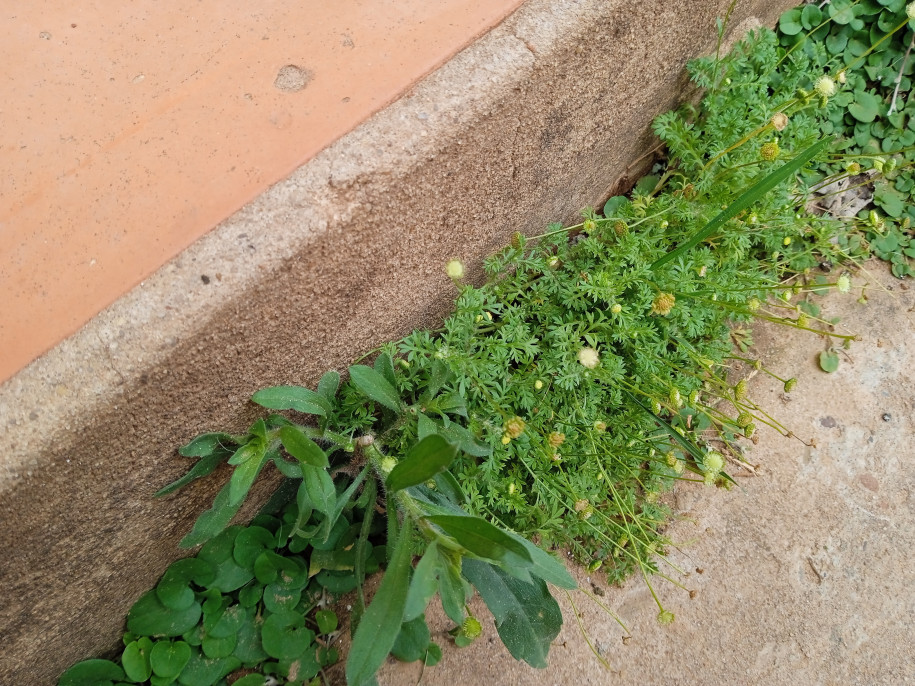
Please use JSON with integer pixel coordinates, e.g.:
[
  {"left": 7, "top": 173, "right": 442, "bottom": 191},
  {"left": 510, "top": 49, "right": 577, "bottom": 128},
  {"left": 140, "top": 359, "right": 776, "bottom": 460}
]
[{"left": 60, "top": 3, "right": 915, "bottom": 685}]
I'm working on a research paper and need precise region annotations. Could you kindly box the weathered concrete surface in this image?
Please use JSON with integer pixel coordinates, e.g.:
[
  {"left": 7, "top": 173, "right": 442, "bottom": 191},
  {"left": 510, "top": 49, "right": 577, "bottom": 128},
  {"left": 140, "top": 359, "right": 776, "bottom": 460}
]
[
  {"left": 378, "top": 262, "right": 915, "bottom": 686},
  {"left": 0, "top": 0, "right": 795, "bottom": 682}
]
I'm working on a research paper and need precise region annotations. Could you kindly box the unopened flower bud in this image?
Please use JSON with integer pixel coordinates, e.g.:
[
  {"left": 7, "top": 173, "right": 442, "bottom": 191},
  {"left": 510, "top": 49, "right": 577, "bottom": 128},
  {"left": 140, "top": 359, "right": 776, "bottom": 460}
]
[
  {"left": 837, "top": 273, "right": 850, "bottom": 293},
  {"left": 613, "top": 220, "right": 628, "bottom": 237},
  {"left": 534, "top": 379, "right": 544, "bottom": 390},
  {"left": 462, "top": 616, "right": 482, "bottom": 639},
  {"left": 734, "top": 379, "right": 748, "bottom": 401},
  {"left": 784, "top": 378, "right": 797, "bottom": 393},
  {"left": 845, "top": 161, "right": 861, "bottom": 175},
  {"left": 547, "top": 432, "right": 565, "bottom": 448},
  {"left": 611, "top": 303, "right": 622, "bottom": 314}
]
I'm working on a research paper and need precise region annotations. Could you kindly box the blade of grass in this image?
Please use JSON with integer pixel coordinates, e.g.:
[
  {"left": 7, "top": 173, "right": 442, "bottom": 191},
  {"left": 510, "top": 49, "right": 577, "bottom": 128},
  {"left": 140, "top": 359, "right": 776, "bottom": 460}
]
[{"left": 650, "top": 137, "right": 831, "bottom": 272}]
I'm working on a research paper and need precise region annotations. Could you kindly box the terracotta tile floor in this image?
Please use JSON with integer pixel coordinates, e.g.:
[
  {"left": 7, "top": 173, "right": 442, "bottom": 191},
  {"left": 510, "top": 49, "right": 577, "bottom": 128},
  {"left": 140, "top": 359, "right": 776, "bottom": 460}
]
[{"left": 0, "top": 0, "right": 523, "bottom": 383}]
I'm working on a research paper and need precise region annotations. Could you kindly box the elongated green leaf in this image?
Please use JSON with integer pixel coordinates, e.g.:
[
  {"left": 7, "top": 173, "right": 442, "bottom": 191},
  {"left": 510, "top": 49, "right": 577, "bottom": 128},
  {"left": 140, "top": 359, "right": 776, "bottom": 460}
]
[
  {"left": 346, "top": 519, "right": 414, "bottom": 686},
  {"left": 180, "top": 481, "right": 243, "bottom": 548},
  {"left": 251, "top": 385, "right": 332, "bottom": 416},
  {"left": 303, "top": 464, "right": 336, "bottom": 518},
  {"left": 463, "top": 559, "right": 562, "bottom": 669},
  {"left": 386, "top": 435, "right": 458, "bottom": 493},
  {"left": 228, "top": 449, "right": 268, "bottom": 506},
  {"left": 58, "top": 660, "right": 125, "bottom": 686},
  {"left": 348, "top": 364, "right": 403, "bottom": 411},
  {"left": 227, "top": 441, "right": 263, "bottom": 466},
  {"left": 155, "top": 451, "right": 228, "bottom": 497},
  {"left": 404, "top": 542, "right": 441, "bottom": 622},
  {"left": 374, "top": 351, "right": 397, "bottom": 386},
  {"left": 650, "top": 137, "right": 832, "bottom": 271},
  {"left": 503, "top": 531, "right": 576, "bottom": 590},
  {"left": 179, "top": 432, "right": 236, "bottom": 457},
  {"left": 279, "top": 425, "right": 329, "bottom": 468},
  {"left": 425, "top": 515, "right": 531, "bottom": 566},
  {"left": 417, "top": 413, "right": 438, "bottom": 441},
  {"left": 317, "top": 370, "right": 341, "bottom": 401}
]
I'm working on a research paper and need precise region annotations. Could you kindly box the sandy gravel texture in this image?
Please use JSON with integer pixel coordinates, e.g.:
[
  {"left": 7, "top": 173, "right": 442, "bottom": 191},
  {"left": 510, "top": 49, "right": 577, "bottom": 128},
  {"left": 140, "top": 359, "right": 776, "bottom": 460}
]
[{"left": 374, "top": 260, "right": 915, "bottom": 686}]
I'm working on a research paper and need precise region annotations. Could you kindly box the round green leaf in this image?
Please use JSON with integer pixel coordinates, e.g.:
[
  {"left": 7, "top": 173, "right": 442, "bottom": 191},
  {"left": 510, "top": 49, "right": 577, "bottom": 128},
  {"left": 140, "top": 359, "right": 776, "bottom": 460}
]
[
  {"left": 801, "top": 3, "right": 822, "bottom": 29},
  {"left": 238, "top": 582, "right": 265, "bottom": 608},
  {"left": 122, "top": 638, "right": 153, "bottom": 682},
  {"left": 819, "top": 350, "right": 840, "bottom": 373},
  {"left": 829, "top": 0, "right": 856, "bottom": 24},
  {"left": 848, "top": 91, "right": 882, "bottom": 123},
  {"left": 315, "top": 609, "right": 338, "bottom": 635},
  {"left": 58, "top": 660, "right": 125, "bottom": 686},
  {"left": 231, "top": 676, "right": 266, "bottom": 686},
  {"left": 176, "top": 648, "right": 240, "bottom": 686},
  {"left": 150, "top": 640, "right": 192, "bottom": 679},
  {"left": 207, "top": 604, "right": 246, "bottom": 638},
  {"left": 261, "top": 611, "right": 315, "bottom": 661},
  {"left": 127, "top": 590, "right": 202, "bottom": 638},
  {"left": 778, "top": 8, "right": 803, "bottom": 35},
  {"left": 156, "top": 578, "right": 196, "bottom": 612},
  {"left": 233, "top": 615, "right": 269, "bottom": 665},
  {"left": 201, "top": 633, "right": 237, "bottom": 659},
  {"left": 233, "top": 526, "right": 276, "bottom": 569},
  {"left": 263, "top": 583, "right": 303, "bottom": 613}
]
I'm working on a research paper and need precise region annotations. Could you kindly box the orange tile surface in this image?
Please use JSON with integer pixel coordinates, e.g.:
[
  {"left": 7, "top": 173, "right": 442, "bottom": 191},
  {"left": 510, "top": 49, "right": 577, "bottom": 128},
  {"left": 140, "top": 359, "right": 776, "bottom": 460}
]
[{"left": 0, "top": 0, "right": 523, "bottom": 384}]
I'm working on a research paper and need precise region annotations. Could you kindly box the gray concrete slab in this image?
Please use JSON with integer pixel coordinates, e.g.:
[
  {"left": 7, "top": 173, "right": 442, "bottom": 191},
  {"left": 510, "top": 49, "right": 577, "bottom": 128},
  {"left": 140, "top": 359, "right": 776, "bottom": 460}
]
[{"left": 377, "top": 261, "right": 915, "bottom": 686}]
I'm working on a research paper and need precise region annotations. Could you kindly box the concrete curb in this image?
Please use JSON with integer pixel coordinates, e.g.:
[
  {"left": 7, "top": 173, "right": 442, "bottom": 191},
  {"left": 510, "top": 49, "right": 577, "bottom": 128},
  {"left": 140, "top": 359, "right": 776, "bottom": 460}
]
[{"left": 0, "top": 1, "right": 793, "bottom": 681}]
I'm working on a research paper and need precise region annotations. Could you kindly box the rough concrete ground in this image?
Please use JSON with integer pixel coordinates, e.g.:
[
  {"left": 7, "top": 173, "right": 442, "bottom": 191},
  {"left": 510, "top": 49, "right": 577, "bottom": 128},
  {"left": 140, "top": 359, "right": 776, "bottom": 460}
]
[{"left": 377, "top": 261, "right": 915, "bottom": 686}]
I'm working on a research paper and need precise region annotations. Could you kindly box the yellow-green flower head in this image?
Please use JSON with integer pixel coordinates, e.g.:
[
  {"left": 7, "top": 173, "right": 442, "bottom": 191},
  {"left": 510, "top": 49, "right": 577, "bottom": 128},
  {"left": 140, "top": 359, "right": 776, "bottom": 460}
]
[
  {"left": 380, "top": 456, "right": 397, "bottom": 474},
  {"left": 760, "top": 141, "right": 779, "bottom": 161},
  {"left": 461, "top": 616, "right": 482, "bottom": 639},
  {"left": 669, "top": 387, "right": 682, "bottom": 408},
  {"left": 784, "top": 377, "right": 797, "bottom": 393},
  {"left": 547, "top": 432, "right": 566, "bottom": 448},
  {"left": 651, "top": 292, "right": 676, "bottom": 316},
  {"left": 907, "top": 1, "right": 915, "bottom": 19},
  {"left": 593, "top": 420, "right": 607, "bottom": 432},
  {"left": 770, "top": 112, "right": 789, "bottom": 131},
  {"left": 837, "top": 274, "right": 851, "bottom": 293},
  {"left": 814, "top": 75, "right": 836, "bottom": 98},
  {"left": 445, "top": 259, "right": 464, "bottom": 280},
  {"left": 734, "top": 378, "right": 748, "bottom": 401},
  {"left": 611, "top": 303, "right": 622, "bottom": 314},
  {"left": 704, "top": 450, "right": 725, "bottom": 475},
  {"left": 613, "top": 220, "right": 628, "bottom": 237},
  {"left": 736, "top": 412, "right": 753, "bottom": 428},
  {"left": 577, "top": 346, "right": 600, "bottom": 369},
  {"left": 504, "top": 416, "right": 526, "bottom": 439},
  {"left": 657, "top": 610, "right": 675, "bottom": 625},
  {"left": 583, "top": 218, "right": 597, "bottom": 234},
  {"left": 534, "top": 379, "right": 544, "bottom": 390},
  {"left": 845, "top": 161, "right": 861, "bottom": 175}
]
